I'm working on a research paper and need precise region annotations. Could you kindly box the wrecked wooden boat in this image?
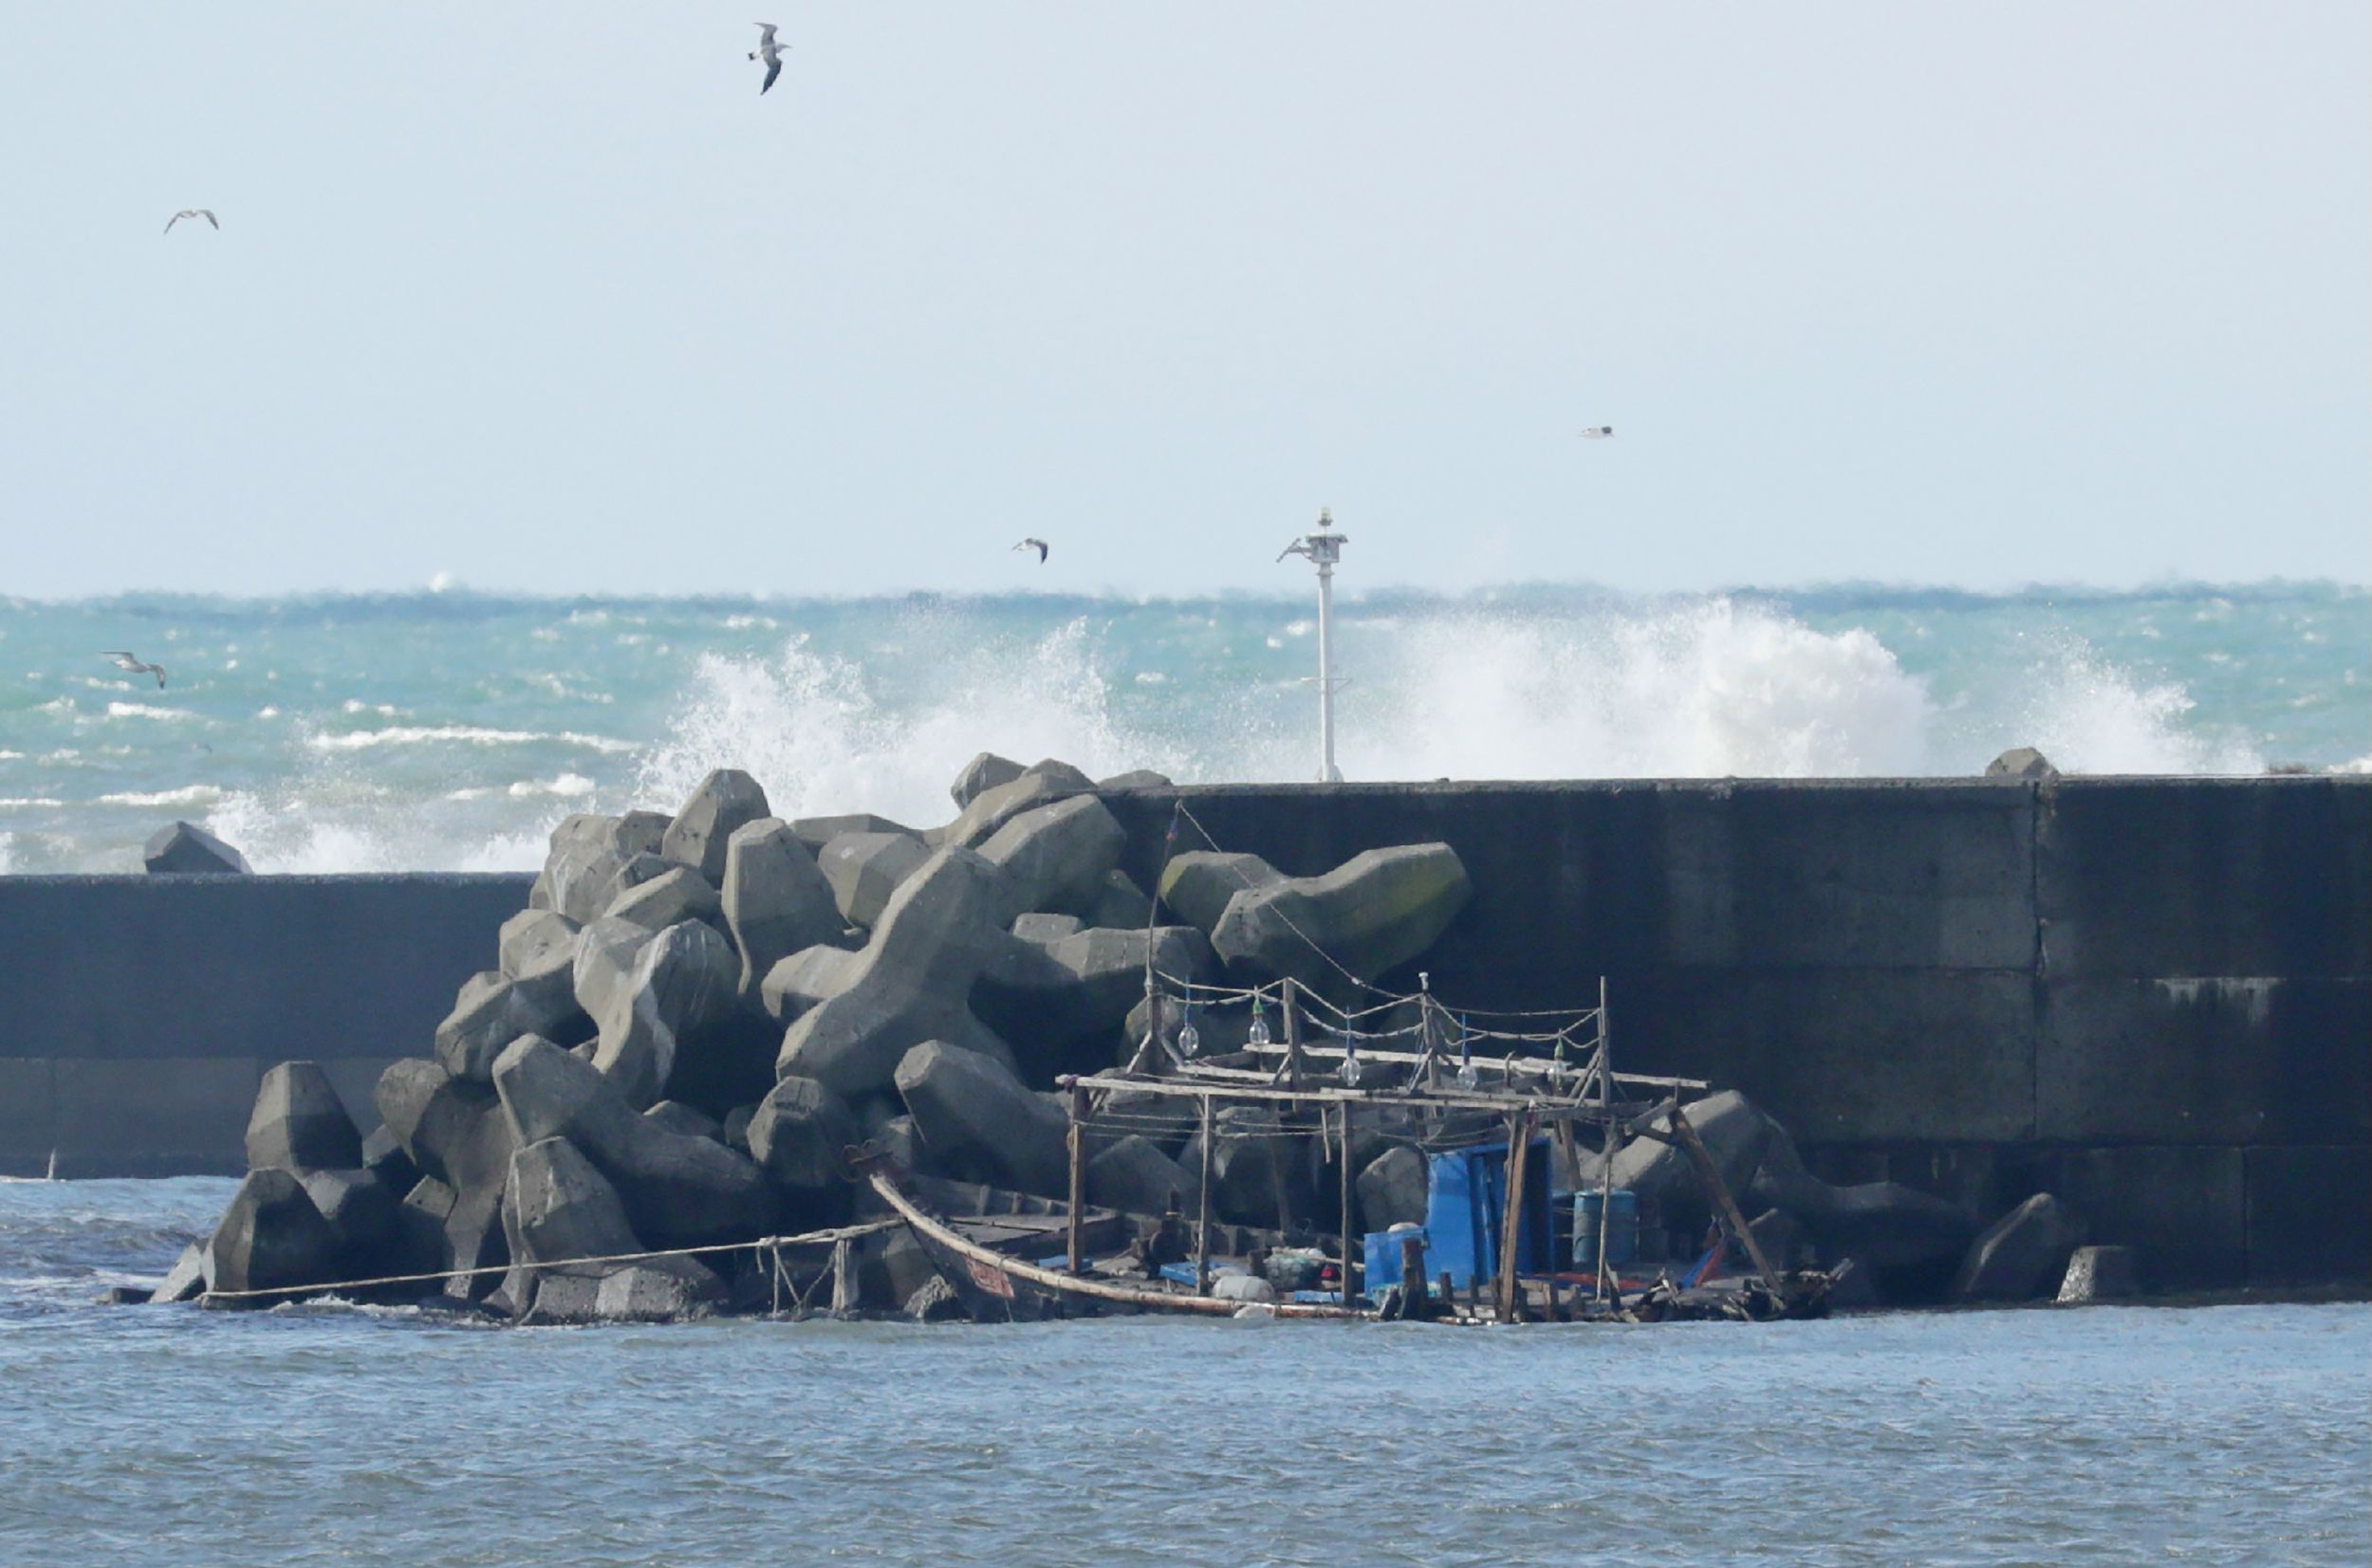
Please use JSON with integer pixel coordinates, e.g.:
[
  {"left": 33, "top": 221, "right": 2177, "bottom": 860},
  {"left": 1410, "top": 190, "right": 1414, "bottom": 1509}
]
[{"left": 868, "top": 971, "right": 1843, "bottom": 1326}]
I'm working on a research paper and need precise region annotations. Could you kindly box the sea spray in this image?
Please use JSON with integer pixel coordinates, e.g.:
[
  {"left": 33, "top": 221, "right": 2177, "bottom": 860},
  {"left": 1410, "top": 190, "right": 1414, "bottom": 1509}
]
[{"left": 0, "top": 583, "right": 2352, "bottom": 873}]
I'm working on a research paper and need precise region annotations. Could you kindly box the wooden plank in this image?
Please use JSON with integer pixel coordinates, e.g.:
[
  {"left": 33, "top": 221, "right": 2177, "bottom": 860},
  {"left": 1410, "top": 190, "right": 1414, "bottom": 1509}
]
[
  {"left": 1668, "top": 1104, "right": 1784, "bottom": 1294},
  {"left": 1195, "top": 1093, "right": 1214, "bottom": 1296},
  {"left": 1069, "top": 1073, "right": 1666, "bottom": 1120},
  {"left": 1066, "top": 1082, "right": 1088, "bottom": 1274}
]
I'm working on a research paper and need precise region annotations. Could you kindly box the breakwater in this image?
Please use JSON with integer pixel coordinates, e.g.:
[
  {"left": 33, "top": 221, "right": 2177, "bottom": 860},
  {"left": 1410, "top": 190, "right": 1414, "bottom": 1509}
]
[{"left": 2, "top": 775, "right": 2364, "bottom": 1289}]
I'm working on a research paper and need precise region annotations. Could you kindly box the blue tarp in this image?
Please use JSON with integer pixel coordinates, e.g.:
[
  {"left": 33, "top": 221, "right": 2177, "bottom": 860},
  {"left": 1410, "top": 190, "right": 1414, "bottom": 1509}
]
[{"left": 1364, "top": 1140, "right": 1557, "bottom": 1291}]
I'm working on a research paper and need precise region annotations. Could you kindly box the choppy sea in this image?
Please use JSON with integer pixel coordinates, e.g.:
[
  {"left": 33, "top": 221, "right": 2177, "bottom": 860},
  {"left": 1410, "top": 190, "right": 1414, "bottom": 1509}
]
[
  {"left": 1, "top": 1178, "right": 2365, "bottom": 1564},
  {"left": 1, "top": 581, "right": 2365, "bottom": 874}
]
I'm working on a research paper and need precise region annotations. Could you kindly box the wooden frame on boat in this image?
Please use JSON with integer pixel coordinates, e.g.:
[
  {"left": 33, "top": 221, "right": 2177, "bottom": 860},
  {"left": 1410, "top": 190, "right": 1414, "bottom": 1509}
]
[{"left": 868, "top": 971, "right": 1832, "bottom": 1326}]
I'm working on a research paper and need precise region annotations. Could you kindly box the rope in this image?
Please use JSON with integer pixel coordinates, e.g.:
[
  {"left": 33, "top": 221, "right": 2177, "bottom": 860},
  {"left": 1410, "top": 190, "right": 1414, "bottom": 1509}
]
[{"left": 197, "top": 1220, "right": 899, "bottom": 1303}]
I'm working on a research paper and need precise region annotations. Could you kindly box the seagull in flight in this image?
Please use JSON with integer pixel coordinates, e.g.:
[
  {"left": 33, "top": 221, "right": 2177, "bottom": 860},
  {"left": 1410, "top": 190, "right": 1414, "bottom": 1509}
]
[
  {"left": 102, "top": 651, "right": 168, "bottom": 688},
  {"left": 164, "top": 209, "right": 218, "bottom": 235},
  {"left": 1011, "top": 538, "right": 1049, "bottom": 563},
  {"left": 750, "top": 23, "right": 787, "bottom": 94},
  {"left": 1578, "top": 426, "right": 1614, "bottom": 439}
]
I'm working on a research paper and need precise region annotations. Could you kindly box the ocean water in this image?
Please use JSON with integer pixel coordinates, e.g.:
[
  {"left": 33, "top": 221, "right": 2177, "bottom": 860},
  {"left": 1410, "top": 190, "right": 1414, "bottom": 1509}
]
[
  {"left": 1, "top": 581, "right": 2364, "bottom": 875},
  {"left": 2, "top": 1179, "right": 2365, "bottom": 1564}
]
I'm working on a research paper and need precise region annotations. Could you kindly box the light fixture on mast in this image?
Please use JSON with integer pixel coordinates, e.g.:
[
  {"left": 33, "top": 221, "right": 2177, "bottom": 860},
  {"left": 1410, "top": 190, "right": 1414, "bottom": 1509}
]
[{"left": 1276, "top": 507, "right": 1347, "bottom": 783}]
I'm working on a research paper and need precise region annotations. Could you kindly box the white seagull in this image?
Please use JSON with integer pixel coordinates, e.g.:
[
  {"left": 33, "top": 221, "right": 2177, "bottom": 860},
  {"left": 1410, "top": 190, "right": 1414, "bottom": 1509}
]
[
  {"left": 102, "top": 651, "right": 168, "bottom": 688},
  {"left": 164, "top": 209, "right": 218, "bottom": 235},
  {"left": 750, "top": 24, "right": 787, "bottom": 94},
  {"left": 1011, "top": 538, "right": 1049, "bottom": 563},
  {"left": 1578, "top": 426, "right": 1614, "bottom": 439}
]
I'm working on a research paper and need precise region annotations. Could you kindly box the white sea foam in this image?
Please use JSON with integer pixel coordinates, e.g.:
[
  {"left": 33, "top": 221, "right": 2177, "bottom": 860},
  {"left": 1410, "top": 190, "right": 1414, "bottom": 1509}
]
[
  {"left": 20, "top": 589, "right": 2296, "bottom": 877},
  {"left": 304, "top": 725, "right": 636, "bottom": 754},
  {"left": 103, "top": 702, "right": 196, "bottom": 723},
  {"left": 95, "top": 785, "right": 225, "bottom": 809}
]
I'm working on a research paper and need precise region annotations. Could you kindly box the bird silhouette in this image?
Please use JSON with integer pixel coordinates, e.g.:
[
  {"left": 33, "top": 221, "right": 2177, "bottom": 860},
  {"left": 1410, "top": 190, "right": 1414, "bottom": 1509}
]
[
  {"left": 102, "top": 651, "right": 168, "bottom": 688},
  {"left": 750, "top": 24, "right": 787, "bottom": 94}
]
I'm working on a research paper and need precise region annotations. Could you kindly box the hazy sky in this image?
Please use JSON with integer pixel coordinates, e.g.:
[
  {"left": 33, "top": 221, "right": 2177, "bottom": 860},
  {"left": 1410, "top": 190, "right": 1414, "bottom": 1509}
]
[{"left": 3, "top": 4, "right": 2364, "bottom": 599}]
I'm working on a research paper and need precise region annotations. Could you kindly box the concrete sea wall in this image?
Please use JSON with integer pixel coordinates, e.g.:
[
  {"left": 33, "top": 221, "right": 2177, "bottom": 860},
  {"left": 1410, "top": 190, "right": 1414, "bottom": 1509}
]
[{"left": 2, "top": 777, "right": 2364, "bottom": 1289}]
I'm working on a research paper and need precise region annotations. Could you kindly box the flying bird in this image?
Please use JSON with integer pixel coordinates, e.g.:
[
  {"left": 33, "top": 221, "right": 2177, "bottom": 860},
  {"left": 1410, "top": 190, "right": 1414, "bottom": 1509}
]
[
  {"left": 750, "top": 23, "right": 786, "bottom": 94},
  {"left": 164, "top": 209, "right": 218, "bottom": 235},
  {"left": 1012, "top": 538, "right": 1049, "bottom": 563},
  {"left": 102, "top": 651, "right": 168, "bottom": 688},
  {"left": 1578, "top": 426, "right": 1614, "bottom": 439}
]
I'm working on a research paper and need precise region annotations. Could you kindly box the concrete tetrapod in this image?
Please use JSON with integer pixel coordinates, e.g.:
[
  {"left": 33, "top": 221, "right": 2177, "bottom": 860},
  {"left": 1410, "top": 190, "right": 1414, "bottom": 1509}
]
[
  {"left": 893, "top": 1041, "right": 1070, "bottom": 1196},
  {"left": 820, "top": 832, "right": 934, "bottom": 931},
  {"left": 1085, "top": 1134, "right": 1192, "bottom": 1217},
  {"left": 1746, "top": 1121, "right": 1977, "bottom": 1269},
  {"left": 590, "top": 919, "right": 739, "bottom": 1110},
  {"left": 372, "top": 1058, "right": 518, "bottom": 1299},
  {"left": 721, "top": 819, "right": 843, "bottom": 994},
  {"left": 203, "top": 1169, "right": 343, "bottom": 1302},
  {"left": 776, "top": 847, "right": 1019, "bottom": 1100},
  {"left": 1205, "top": 843, "right": 1472, "bottom": 999},
  {"left": 1178, "top": 1105, "right": 1313, "bottom": 1229},
  {"left": 1356, "top": 1145, "right": 1430, "bottom": 1232},
  {"left": 660, "top": 767, "right": 772, "bottom": 886},
  {"left": 571, "top": 916, "right": 654, "bottom": 1026},
  {"left": 244, "top": 1061, "right": 363, "bottom": 1172},
  {"left": 300, "top": 1167, "right": 398, "bottom": 1255},
  {"left": 1156, "top": 851, "right": 1284, "bottom": 936},
  {"left": 973, "top": 925, "right": 1215, "bottom": 1050},
  {"left": 495, "top": 1136, "right": 723, "bottom": 1323},
  {"left": 143, "top": 820, "right": 251, "bottom": 875},
  {"left": 496, "top": 909, "right": 584, "bottom": 1033},
  {"left": 435, "top": 968, "right": 587, "bottom": 1083},
  {"left": 491, "top": 1036, "right": 774, "bottom": 1249},
  {"left": 758, "top": 945, "right": 857, "bottom": 1026},
  {"left": 975, "top": 794, "right": 1127, "bottom": 919},
  {"left": 744, "top": 1075, "right": 860, "bottom": 1194},
  {"left": 950, "top": 751, "right": 1025, "bottom": 810},
  {"left": 1608, "top": 1090, "right": 1778, "bottom": 1236},
  {"left": 533, "top": 812, "right": 669, "bottom": 925},
  {"left": 605, "top": 864, "right": 724, "bottom": 934},
  {"left": 941, "top": 760, "right": 1098, "bottom": 851},
  {"left": 1952, "top": 1192, "right": 2086, "bottom": 1302}
]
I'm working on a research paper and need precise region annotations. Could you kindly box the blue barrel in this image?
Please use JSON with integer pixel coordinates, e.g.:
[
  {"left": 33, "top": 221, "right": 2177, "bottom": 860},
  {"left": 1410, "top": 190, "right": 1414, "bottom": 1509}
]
[{"left": 1574, "top": 1190, "right": 1639, "bottom": 1269}]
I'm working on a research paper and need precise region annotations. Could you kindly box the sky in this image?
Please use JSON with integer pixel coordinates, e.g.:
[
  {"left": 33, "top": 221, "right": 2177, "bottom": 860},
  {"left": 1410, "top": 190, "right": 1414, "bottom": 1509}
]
[{"left": 1, "top": 3, "right": 2364, "bottom": 600}]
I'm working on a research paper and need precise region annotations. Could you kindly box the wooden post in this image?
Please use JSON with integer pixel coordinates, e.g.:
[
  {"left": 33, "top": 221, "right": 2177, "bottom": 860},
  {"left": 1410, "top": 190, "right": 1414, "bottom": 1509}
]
[
  {"left": 1495, "top": 1110, "right": 1533, "bottom": 1323},
  {"left": 1337, "top": 1102, "right": 1358, "bottom": 1299},
  {"left": 829, "top": 1235, "right": 855, "bottom": 1317},
  {"left": 1667, "top": 1104, "right": 1785, "bottom": 1297},
  {"left": 1066, "top": 1081, "right": 1088, "bottom": 1275},
  {"left": 1281, "top": 977, "right": 1304, "bottom": 1087},
  {"left": 1195, "top": 1092, "right": 1214, "bottom": 1295},
  {"left": 1437, "top": 1270, "right": 1457, "bottom": 1321},
  {"left": 1593, "top": 1122, "right": 1621, "bottom": 1304},
  {"left": 1399, "top": 1234, "right": 1428, "bottom": 1319}
]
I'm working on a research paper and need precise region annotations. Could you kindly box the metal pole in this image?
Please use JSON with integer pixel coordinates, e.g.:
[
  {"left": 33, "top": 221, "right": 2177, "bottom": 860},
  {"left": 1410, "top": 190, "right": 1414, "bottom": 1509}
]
[
  {"left": 1278, "top": 508, "right": 1346, "bottom": 784},
  {"left": 1315, "top": 545, "right": 1338, "bottom": 784}
]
